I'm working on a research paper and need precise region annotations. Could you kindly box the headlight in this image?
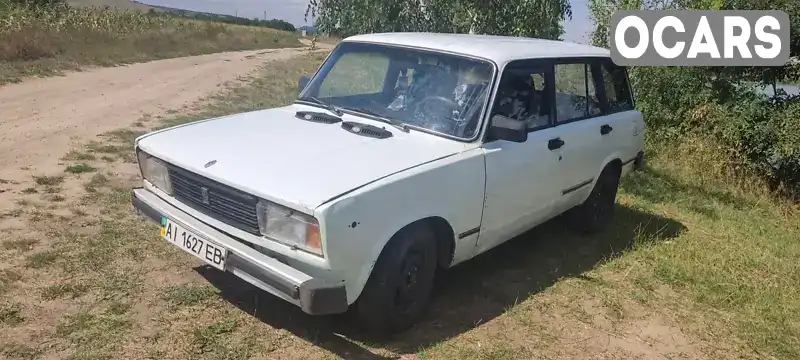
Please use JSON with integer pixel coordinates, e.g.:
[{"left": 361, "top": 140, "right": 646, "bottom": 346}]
[
  {"left": 256, "top": 200, "right": 322, "bottom": 256},
  {"left": 137, "top": 150, "right": 173, "bottom": 195}
]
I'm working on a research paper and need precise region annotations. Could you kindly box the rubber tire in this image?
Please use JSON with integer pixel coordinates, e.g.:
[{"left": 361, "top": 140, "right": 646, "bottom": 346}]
[
  {"left": 574, "top": 165, "right": 621, "bottom": 234},
  {"left": 354, "top": 225, "right": 438, "bottom": 336}
]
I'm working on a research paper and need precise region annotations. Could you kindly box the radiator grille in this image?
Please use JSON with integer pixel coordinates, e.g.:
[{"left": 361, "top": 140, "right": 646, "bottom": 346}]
[{"left": 168, "top": 165, "right": 260, "bottom": 235}]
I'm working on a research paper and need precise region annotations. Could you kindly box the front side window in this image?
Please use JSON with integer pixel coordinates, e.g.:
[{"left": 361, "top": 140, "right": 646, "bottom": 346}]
[
  {"left": 490, "top": 65, "right": 551, "bottom": 130},
  {"left": 554, "top": 63, "right": 601, "bottom": 123},
  {"left": 301, "top": 42, "right": 495, "bottom": 139}
]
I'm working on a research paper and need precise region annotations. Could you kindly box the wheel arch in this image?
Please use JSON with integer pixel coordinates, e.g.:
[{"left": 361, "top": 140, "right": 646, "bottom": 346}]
[
  {"left": 598, "top": 152, "right": 624, "bottom": 182},
  {"left": 604, "top": 157, "right": 623, "bottom": 178},
  {"left": 351, "top": 216, "right": 456, "bottom": 303}
]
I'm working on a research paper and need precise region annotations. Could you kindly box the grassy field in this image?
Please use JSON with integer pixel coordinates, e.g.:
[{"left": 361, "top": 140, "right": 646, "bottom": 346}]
[
  {"left": 1, "top": 52, "right": 799, "bottom": 360},
  {"left": 67, "top": 0, "right": 155, "bottom": 12},
  {"left": 0, "top": 1, "right": 302, "bottom": 85}
]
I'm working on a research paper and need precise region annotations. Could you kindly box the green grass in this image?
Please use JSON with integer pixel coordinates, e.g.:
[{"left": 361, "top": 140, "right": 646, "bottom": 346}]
[
  {"left": 25, "top": 250, "right": 59, "bottom": 268},
  {"left": 606, "top": 141, "right": 800, "bottom": 358},
  {"left": 41, "top": 283, "right": 90, "bottom": 300},
  {"left": 162, "top": 284, "right": 219, "bottom": 306},
  {"left": 65, "top": 164, "right": 96, "bottom": 174},
  {"left": 54, "top": 311, "right": 132, "bottom": 358},
  {"left": 0, "top": 1, "right": 302, "bottom": 84}
]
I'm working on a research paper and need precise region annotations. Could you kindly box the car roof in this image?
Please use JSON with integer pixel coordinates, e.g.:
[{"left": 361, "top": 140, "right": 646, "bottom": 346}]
[{"left": 342, "top": 32, "right": 611, "bottom": 65}]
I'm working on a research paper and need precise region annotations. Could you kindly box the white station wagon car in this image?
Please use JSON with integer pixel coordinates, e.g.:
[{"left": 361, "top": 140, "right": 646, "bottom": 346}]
[{"left": 132, "top": 32, "right": 645, "bottom": 334}]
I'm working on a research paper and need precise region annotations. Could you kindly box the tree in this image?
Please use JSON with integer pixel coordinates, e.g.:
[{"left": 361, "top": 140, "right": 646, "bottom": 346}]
[{"left": 305, "top": 0, "right": 572, "bottom": 40}]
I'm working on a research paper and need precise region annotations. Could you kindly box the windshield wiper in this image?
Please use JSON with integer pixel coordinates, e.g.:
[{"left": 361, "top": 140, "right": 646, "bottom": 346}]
[
  {"left": 345, "top": 107, "right": 410, "bottom": 133},
  {"left": 296, "top": 96, "right": 343, "bottom": 117}
]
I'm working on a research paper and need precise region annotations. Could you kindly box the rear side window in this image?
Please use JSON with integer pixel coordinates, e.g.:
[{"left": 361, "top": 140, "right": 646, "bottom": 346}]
[
  {"left": 600, "top": 61, "right": 633, "bottom": 113},
  {"left": 553, "top": 63, "right": 601, "bottom": 123}
]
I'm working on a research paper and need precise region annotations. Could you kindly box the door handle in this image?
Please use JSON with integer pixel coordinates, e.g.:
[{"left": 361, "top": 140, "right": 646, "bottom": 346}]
[
  {"left": 548, "top": 138, "right": 565, "bottom": 150},
  {"left": 600, "top": 124, "right": 613, "bottom": 135}
]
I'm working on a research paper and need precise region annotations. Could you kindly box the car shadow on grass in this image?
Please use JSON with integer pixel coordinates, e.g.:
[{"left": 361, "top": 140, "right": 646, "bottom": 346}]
[{"left": 197, "top": 203, "right": 685, "bottom": 359}]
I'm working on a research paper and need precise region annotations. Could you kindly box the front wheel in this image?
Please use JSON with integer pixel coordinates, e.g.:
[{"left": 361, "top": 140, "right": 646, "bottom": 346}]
[{"left": 353, "top": 225, "right": 438, "bottom": 336}]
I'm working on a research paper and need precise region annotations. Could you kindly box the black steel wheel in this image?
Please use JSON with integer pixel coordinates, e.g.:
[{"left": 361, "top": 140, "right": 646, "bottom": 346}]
[{"left": 354, "top": 224, "right": 438, "bottom": 336}]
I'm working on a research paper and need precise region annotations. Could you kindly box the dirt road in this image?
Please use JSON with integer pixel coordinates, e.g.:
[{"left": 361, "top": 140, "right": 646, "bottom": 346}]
[{"left": 0, "top": 40, "right": 330, "bottom": 212}]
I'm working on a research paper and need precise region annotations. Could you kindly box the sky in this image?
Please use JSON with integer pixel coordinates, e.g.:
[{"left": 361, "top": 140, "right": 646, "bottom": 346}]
[{"left": 139, "top": 0, "right": 595, "bottom": 43}]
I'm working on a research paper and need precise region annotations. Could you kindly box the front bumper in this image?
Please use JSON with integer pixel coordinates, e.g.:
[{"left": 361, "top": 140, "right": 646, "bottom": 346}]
[{"left": 131, "top": 188, "right": 348, "bottom": 315}]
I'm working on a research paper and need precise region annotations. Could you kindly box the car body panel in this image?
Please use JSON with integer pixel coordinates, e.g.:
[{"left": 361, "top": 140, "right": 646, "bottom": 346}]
[
  {"left": 314, "top": 148, "right": 487, "bottom": 303},
  {"left": 135, "top": 103, "right": 477, "bottom": 215}
]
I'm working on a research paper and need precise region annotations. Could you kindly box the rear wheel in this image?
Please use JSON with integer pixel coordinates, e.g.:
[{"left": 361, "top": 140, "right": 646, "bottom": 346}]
[
  {"left": 574, "top": 164, "right": 621, "bottom": 233},
  {"left": 354, "top": 225, "right": 438, "bottom": 336}
]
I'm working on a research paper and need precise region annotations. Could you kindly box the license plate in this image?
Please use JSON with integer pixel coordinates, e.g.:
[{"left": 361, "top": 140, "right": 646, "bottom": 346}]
[{"left": 160, "top": 216, "right": 227, "bottom": 270}]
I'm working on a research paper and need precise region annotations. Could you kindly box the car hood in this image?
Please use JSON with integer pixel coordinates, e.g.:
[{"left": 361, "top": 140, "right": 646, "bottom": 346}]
[{"left": 135, "top": 104, "right": 476, "bottom": 214}]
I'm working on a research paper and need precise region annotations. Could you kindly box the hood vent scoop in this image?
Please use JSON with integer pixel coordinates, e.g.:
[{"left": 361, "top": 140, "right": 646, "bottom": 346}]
[
  {"left": 295, "top": 111, "right": 341, "bottom": 124},
  {"left": 341, "top": 121, "right": 393, "bottom": 139}
]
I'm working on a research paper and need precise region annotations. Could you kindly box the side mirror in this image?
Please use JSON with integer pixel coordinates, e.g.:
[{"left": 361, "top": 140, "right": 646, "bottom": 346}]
[
  {"left": 488, "top": 114, "right": 527, "bottom": 143},
  {"left": 298, "top": 75, "right": 311, "bottom": 93}
]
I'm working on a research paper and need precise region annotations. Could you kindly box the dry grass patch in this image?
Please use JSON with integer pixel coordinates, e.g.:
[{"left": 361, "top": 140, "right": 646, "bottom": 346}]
[
  {"left": 32, "top": 175, "right": 64, "bottom": 187},
  {"left": 41, "top": 283, "right": 90, "bottom": 300},
  {"left": 1, "top": 238, "right": 38, "bottom": 252},
  {"left": 0, "top": 302, "right": 24, "bottom": 326},
  {"left": 0, "top": 342, "right": 39, "bottom": 359},
  {"left": 0, "top": 1, "right": 303, "bottom": 84},
  {"left": 62, "top": 150, "right": 96, "bottom": 162},
  {"left": 0, "top": 269, "right": 22, "bottom": 294}
]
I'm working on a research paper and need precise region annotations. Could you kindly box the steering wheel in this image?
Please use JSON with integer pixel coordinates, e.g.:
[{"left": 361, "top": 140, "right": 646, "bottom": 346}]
[{"left": 413, "top": 95, "right": 461, "bottom": 125}]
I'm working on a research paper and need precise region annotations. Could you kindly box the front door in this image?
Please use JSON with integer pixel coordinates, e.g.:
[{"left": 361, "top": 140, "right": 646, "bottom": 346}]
[{"left": 478, "top": 60, "right": 562, "bottom": 253}]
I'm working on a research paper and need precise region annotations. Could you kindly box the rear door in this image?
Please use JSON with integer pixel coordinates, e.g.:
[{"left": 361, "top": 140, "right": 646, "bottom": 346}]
[
  {"left": 596, "top": 59, "right": 643, "bottom": 166},
  {"left": 549, "top": 59, "right": 607, "bottom": 213}
]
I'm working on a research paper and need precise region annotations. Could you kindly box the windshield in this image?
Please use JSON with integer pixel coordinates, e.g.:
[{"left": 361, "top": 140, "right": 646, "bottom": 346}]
[{"left": 299, "top": 42, "right": 495, "bottom": 140}]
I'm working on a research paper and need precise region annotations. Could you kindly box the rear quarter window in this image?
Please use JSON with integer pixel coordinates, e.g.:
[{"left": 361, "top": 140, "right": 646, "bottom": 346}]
[{"left": 600, "top": 61, "right": 634, "bottom": 113}]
